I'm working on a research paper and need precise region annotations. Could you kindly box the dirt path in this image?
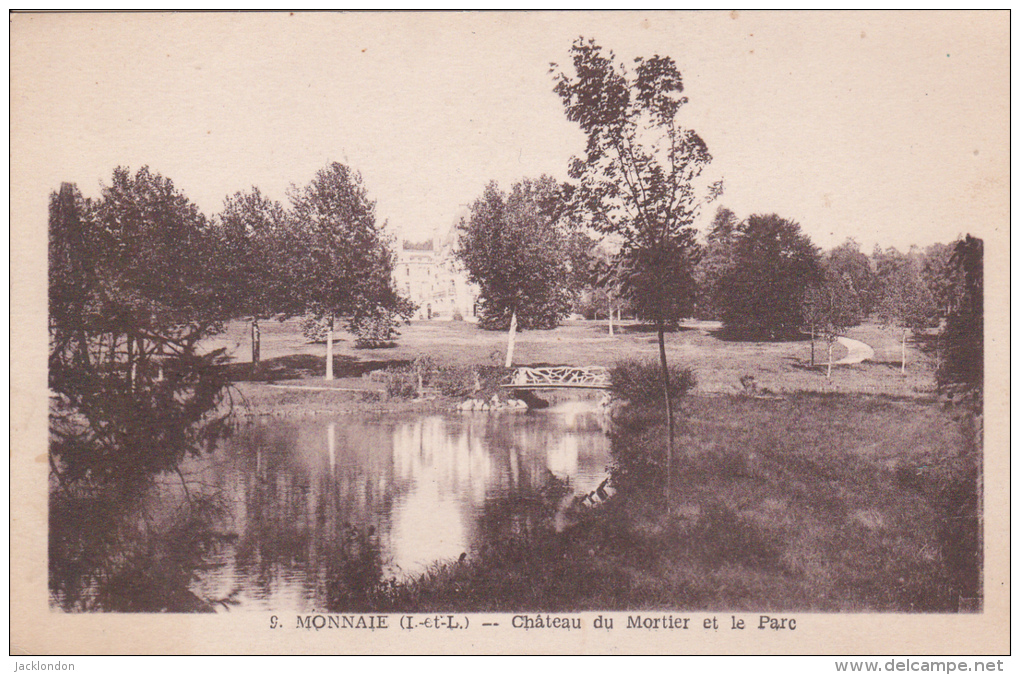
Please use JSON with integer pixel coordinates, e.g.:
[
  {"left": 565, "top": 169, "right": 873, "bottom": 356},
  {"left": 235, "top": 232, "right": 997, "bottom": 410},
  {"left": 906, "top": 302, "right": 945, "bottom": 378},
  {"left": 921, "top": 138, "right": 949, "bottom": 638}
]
[{"left": 832, "top": 336, "right": 875, "bottom": 365}]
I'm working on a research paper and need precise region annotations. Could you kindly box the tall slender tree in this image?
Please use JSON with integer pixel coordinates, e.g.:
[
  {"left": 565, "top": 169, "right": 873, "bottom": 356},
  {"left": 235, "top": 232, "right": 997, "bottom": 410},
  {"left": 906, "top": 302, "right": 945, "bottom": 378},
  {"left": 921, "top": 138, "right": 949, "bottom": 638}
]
[{"left": 553, "top": 38, "right": 721, "bottom": 508}]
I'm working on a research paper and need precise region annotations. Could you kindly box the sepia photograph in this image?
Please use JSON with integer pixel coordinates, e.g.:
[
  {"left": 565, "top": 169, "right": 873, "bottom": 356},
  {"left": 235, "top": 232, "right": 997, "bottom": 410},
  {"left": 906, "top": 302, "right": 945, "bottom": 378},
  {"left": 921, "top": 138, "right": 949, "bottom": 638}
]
[{"left": 10, "top": 10, "right": 1009, "bottom": 656}]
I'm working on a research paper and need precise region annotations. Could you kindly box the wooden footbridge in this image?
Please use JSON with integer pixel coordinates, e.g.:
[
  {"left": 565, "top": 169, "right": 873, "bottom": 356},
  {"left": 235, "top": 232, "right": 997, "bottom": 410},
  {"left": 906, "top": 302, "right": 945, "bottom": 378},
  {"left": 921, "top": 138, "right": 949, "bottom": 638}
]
[{"left": 501, "top": 366, "right": 611, "bottom": 391}]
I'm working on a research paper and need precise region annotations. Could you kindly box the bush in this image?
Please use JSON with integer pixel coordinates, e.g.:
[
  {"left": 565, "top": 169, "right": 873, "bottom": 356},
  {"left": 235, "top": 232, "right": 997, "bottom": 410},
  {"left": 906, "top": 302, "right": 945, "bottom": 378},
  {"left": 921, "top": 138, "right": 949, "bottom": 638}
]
[
  {"left": 350, "top": 309, "right": 403, "bottom": 349},
  {"left": 383, "top": 367, "right": 418, "bottom": 399},
  {"left": 301, "top": 316, "right": 330, "bottom": 343},
  {"left": 609, "top": 359, "right": 696, "bottom": 408},
  {"left": 431, "top": 367, "right": 478, "bottom": 398}
]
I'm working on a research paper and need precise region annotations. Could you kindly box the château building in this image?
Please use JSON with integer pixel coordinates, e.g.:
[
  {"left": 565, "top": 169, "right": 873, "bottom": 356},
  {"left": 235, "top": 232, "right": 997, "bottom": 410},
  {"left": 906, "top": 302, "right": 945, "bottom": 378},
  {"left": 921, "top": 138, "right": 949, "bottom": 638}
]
[{"left": 394, "top": 233, "right": 479, "bottom": 322}]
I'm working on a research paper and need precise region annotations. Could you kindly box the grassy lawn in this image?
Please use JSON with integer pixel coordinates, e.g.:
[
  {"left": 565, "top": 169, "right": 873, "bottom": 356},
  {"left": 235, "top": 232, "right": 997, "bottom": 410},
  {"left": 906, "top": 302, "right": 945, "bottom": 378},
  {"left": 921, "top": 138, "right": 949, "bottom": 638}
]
[{"left": 208, "top": 317, "right": 934, "bottom": 398}]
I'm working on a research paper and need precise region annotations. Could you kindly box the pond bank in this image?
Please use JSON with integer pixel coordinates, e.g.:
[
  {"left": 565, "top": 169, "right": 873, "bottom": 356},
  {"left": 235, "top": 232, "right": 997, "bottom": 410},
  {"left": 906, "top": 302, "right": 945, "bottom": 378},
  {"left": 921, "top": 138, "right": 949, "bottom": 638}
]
[
  {"left": 223, "top": 379, "right": 452, "bottom": 419},
  {"left": 222, "top": 376, "right": 612, "bottom": 420}
]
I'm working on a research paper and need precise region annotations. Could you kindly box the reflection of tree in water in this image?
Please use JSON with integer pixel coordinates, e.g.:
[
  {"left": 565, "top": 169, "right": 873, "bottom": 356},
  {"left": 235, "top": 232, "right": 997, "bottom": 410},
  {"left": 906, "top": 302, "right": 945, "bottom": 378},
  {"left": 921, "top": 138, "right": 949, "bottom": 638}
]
[
  {"left": 322, "top": 524, "right": 387, "bottom": 612},
  {"left": 371, "top": 478, "right": 594, "bottom": 612},
  {"left": 49, "top": 409, "right": 613, "bottom": 612},
  {"left": 224, "top": 420, "right": 398, "bottom": 610},
  {"left": 49, "top": 482, "right": 238, "bottom": 612}
]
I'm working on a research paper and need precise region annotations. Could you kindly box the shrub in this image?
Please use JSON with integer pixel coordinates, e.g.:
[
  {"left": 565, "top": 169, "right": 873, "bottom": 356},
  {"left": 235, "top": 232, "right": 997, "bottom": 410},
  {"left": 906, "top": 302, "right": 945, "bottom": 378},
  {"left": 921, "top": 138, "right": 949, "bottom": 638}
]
[
  {"left": 431, "top": 367, "right": 478, "bottom": 398},
  {"left": 383, "top": 367, "right": 418, "bottom": 399},
  {"left": 609, "top": 359, "right": 696, "bottom": 408},
  {"left": 380, "top": 359, "right": 509, "bottom": 400},
  {"left": 350, "top": 309, "right": 403, "bottom": 349},
  {"left": 301, "top": 316, "right": 330, "bottom": 343}
]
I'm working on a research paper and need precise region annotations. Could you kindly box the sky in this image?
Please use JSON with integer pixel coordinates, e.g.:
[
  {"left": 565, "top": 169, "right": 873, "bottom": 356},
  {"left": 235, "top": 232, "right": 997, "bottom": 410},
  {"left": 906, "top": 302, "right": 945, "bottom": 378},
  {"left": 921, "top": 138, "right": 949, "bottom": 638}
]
[{"left": 11, "top": 11, "right": 1010, "bottom": 253}]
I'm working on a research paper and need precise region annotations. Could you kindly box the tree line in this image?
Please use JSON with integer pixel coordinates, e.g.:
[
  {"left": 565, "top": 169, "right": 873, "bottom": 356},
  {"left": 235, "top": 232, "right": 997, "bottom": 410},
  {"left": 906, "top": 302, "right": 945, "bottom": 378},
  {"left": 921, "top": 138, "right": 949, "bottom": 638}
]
[
  {"left": 457, "top": 175, "right": 983, "bottom": 378},
  {"left": 457, "top": 38, "right": 983, "bottom": 393},
  {"left": 48, "top": 162, "right": 412, "bottom": 482},
  {"left": 455, "top": 37, "right": 983, "bottom": 506}
]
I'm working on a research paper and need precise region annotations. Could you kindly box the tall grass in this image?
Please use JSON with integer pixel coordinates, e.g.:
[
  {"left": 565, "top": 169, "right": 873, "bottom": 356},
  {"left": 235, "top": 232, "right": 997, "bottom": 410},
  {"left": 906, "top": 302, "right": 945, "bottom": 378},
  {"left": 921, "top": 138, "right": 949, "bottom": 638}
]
[{"left": 362, "top": 393, "right": 981, "bottom": 613}]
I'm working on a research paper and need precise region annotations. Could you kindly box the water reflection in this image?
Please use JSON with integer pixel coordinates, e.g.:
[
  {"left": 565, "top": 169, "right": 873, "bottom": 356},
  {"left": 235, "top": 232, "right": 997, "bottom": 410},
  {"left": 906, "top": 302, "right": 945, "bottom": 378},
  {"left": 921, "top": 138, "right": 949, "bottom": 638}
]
[{"left": 51, "top": 406, "right": 611, "bottom": 612}]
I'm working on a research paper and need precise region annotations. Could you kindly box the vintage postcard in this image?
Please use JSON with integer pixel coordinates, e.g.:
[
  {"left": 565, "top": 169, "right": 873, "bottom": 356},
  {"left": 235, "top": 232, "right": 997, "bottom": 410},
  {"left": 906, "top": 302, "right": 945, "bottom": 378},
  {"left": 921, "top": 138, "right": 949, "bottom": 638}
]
[{"left": 11, "top": 11, "right": 1009, "bottom": 656}]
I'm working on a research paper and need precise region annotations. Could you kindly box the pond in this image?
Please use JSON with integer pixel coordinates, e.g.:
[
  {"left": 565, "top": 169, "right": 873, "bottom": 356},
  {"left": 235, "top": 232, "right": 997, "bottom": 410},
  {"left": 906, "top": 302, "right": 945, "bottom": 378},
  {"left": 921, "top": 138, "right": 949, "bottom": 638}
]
[{"left": 50, "top": 402, "right": 613, "bottom": 612}]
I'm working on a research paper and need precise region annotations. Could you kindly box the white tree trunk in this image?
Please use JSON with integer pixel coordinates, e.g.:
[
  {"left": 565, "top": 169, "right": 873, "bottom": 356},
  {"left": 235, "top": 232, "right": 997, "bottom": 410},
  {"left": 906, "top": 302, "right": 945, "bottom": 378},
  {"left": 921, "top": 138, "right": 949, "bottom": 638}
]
[
  {"left": 251, "top": 317, "right": 261, "bottom": 366},
  {"left": 505, "top": 310, "right": 518, "bottom": 368},
  {"left": 901, "top": 329, "right": 907, "bottom": 374},
  {"left": 325, "top": 318, "right": 334, "bottom": 381},
  {"left": 327, "top": 421, "right": 336, "bottom": 472},
  {"left": 826, "top": 341, "right": 833, "bottom": 379},
  {"left": 608, "top": 297, "right": 614, "bottom": 337}
]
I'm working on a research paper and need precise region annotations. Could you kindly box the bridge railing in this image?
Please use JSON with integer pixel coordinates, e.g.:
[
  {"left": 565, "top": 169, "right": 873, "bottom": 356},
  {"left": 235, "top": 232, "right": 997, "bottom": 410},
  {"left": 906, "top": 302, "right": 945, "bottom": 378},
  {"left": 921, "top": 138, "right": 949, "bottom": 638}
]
[{"left": 502, "top": 366, "right": 611, "bottom": 390}]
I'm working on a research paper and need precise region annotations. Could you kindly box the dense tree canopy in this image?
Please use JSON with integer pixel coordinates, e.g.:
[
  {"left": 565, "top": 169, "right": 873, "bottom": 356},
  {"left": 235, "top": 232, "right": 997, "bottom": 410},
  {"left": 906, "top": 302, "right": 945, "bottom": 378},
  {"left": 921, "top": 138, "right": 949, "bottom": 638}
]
[
  {"left": 48, "top": 170, "right": 230, "bottom": 483},
  {"left": 694, "top": 207, "right": 740, "bottom": 319},
  {"left": 214, "top": 187, "right": 295, "bottom": 364},
  {"left": 918, "top": 241, "right": 963, "bottom": 322},
  {"left": 938, "top": 235, "right": 983, "bottom": 392},
  {"left": 874, "top": 250, "right": 936, "bottom": 329},
  {"left": 95, "top": 166, "right": 226, "bottom": 331},
  {"left": 288, "top": 162, "right": 414, "bottom": 347},
  {"left": 216, "top": 188, "right": 294, "bottom": 314},
  {"left": 876, "top": 253, "right": 936, "bottom": 373},
  {"left": 716, "top": 213, "right": 824, "bottom": 339},
  {"left": 456, "top": 176, "right": 575, "bottom": 330},
  {"left": 827, "top": 239, "right": 878, "bottom": 317}
]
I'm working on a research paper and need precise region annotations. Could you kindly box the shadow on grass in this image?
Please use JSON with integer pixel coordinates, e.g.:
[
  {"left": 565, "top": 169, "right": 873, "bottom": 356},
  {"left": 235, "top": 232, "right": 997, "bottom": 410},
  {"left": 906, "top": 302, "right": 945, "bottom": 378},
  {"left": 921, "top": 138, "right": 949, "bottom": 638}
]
[
  {"left": 617, "top": 322, "right": 700, "bottom": 335},
  {"left": 708, "top": 326, "right": 812, "bottom": 343},
  {"left": 787, "top": 359, "right": 826, "bottom": 372}
]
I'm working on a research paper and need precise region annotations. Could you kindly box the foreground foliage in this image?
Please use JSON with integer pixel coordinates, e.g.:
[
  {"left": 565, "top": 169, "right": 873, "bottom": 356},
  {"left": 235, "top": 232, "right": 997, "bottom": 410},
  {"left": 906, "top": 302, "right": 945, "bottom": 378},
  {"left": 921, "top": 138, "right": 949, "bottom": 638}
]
[
  {"left": 370, "top": 394, "right": 980, "bottom": 613},
  {"left": 48, "top": 175, "right": 232, "bottom": 483}
]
